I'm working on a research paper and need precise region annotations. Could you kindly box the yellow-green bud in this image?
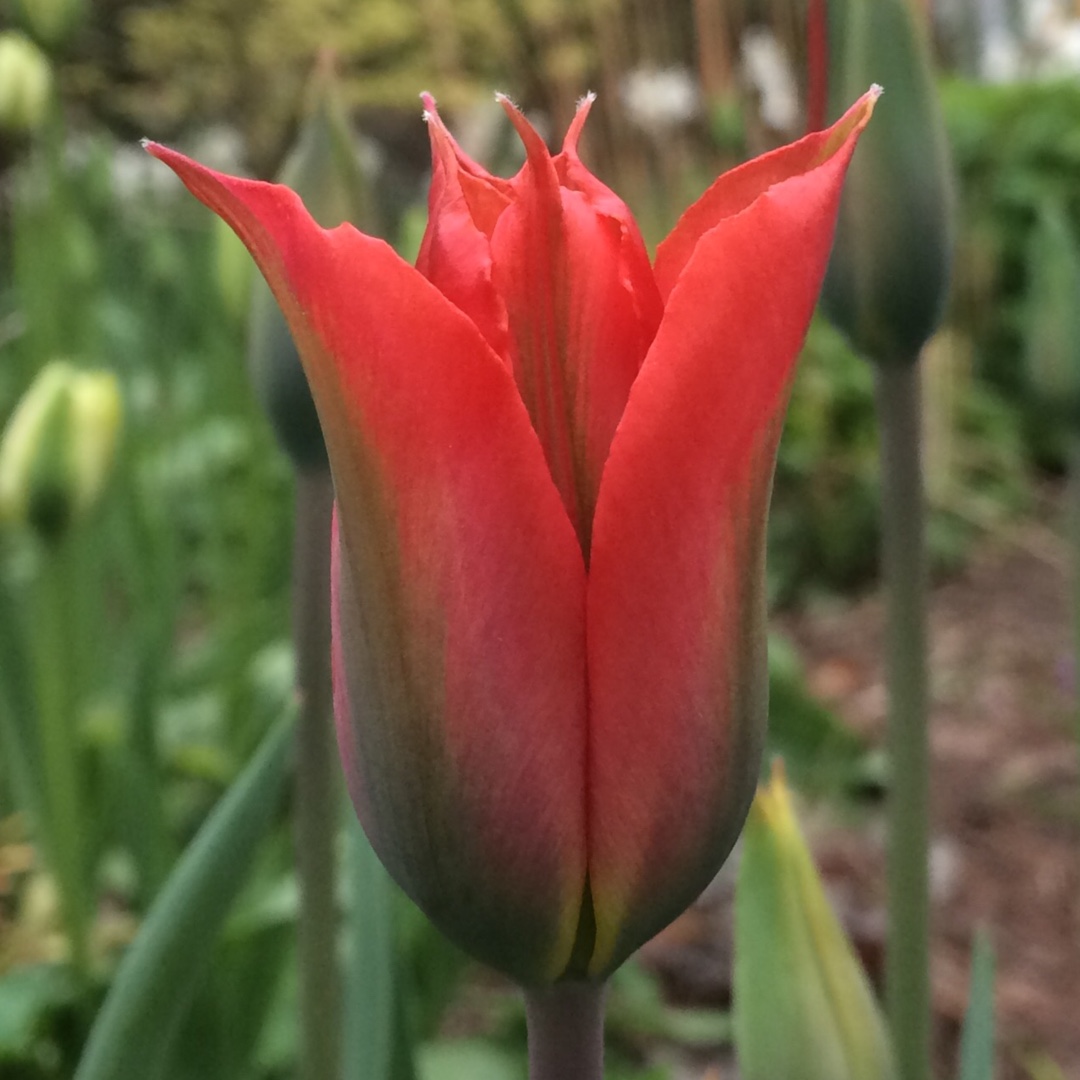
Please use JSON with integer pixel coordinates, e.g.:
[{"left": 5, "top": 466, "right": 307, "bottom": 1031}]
[
  {"left": 1024, "top": 200, "right": 1080, "bottom": 430},
  {"left": 248, "top": 52, "right": 377, "bottom": 471},
  {"left": 0, "top": 362, "right": 122, "bottom": 543},
  {"left": 0, "top": 33, "right": 52, "bottom": 135},
  {"left": 822, "top": 0, "right": 954, "bottom": 365},
  {"left": 734, "top": 762, "right": 896, "bottom": 1080},
  {"left": 10, "top": 0, "right": 84, "bottom": 51}
]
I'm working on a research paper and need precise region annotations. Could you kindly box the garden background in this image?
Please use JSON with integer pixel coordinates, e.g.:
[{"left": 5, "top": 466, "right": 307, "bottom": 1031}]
[{"left": 1, "top": 0, "right": 1078, "bottom": 1078}]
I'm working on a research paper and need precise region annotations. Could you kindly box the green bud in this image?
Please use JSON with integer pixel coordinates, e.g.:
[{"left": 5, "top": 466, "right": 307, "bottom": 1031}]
[
  {"left": 822, "top": 0, "right": 954, "bottom": 365},
  {"left": 0, "top": 33, "right": 52, "bottom": 135},
  {"left": 248, "top": 53, "right": 377, "bottom": 471},
  {"left": 1024, "top": 200, "right": 1080, "bottom": 430},
  {"left": 0, "top": 362, "right": 122, "bottom": 543},
  {"left": 10, "top": 0, "right": 84, "bottom": 51},
  {"left": 734, "top": 762, "right": 896, "bottom": 1080}
]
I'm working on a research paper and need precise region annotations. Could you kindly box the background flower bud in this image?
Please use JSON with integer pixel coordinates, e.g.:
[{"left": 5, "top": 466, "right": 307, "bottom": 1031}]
[
  {"left": 821, "top": 0, "right": 954, "bottom": 365},
  {"left": 0, "top": 362, "right": 122, "bottom": 543},
  {"left": 0, "top": 33, "right": 52, "bottom": 135},
  {"left": 734, "top": 762, "right": 896, "bottom": 1080},
  {"left": 248, "top": 54, "right": 377, "bottom": 471}
]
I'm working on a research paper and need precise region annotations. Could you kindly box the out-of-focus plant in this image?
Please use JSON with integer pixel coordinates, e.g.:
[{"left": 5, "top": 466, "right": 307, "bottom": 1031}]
[
  {"left": 0, "top": 88, "right": 302, "bottom": 1076},
  {"left": 943, "top": 78, "right": 1080, "bottom": 462},
  {"left": 734, "top": 762, "right": 896, "bottom": 1080},
  {"left": 957, "top": 930, "right": 995, "bottom": 1080},
  {"left": 0, "top": 362, "right": 121, "bottom": 977},
  {"left": 0, "top": 361, "right": 121, "bottom": 543},
  {"left": 0, "top": 32, "right": 52, "bottom": 136},
  {"left": 1023, "top": 200, "right": 1080, "bottom": 747},
  {"left": 9, "top": 0, "right": 84, "bottom": 52},
  {"left": 817, "top": 2, "right": 954, "bottom": 1079}
]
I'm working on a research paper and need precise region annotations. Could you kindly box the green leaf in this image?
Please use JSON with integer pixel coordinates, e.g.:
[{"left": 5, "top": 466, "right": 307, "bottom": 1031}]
[
  {"left": 345, "top": 814, "right": 415, "bottom": 1080},
  {"left": 958, "top": 930, "right": 995, "bottom": 1080},
  {"left": 74, "top": 714, "right": 293, "bottom": 1080}
]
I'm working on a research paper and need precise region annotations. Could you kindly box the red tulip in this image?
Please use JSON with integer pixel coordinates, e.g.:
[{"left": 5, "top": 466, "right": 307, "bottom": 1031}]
[{"left": 146, "top": 87, "right": 876, "bottom": 985}]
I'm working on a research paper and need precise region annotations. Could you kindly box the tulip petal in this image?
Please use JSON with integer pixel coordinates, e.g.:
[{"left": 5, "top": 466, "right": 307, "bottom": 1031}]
[
  {"left": 584, "top": 92, "right": 875, "bottom": 976},
  {"left": 555, "top": 96, "right": 663, "bottom": 344},
  {"left": 653, "top": 91, "right": 881, "bottom": 302},
  {"left": 491, "top": 97, "right": 658, "bottom": 554},
  {"left": 416, "top": 96, "right": 511, "bottom": 363},
  {"left": 146, "top": 144, "right": 589, "bottom": 983}
]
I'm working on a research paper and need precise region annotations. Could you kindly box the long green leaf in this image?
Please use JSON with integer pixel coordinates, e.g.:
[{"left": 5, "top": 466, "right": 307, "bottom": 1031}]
[
  {"left": 75, "top": 714, "right": 293, "bottom": 1080},
  {"left": 345, "top": 813, "right": 414, "bottom": 1080},
  {"left": 958, "top": 930, "right": 995, "bottom": 1080}
]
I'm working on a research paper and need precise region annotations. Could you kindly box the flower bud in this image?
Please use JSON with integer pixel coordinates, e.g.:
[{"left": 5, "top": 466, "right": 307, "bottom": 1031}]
[
  {"left": 1024, "top": 200, "right": 1080, "bottom": 430},
  {"left": 10, "top": 0, "right": 84, "bottom": 51},
  {"left": 248, "top": 54, "right": 377, "bottom": 471},
  {"left": 0, "top": 33, "right": 52, "bottom": 135},
  {"left": 734, "top": 762, "right": 896, "bottom": 1080},
  {"left": 0, "top": 362, "right": 122, "bottom": 543},
  {"left": 821, "top": 0, "right": 954, "bottom": 365}
]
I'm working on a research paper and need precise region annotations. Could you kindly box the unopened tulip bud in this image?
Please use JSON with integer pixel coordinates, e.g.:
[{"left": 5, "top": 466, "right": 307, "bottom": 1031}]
[
  {"left": 10, "top": 0, "right": 84, "bottom": 51},
  {"left": 1024, "top": 201, "right": 1080, "bottom": 430},
  {"left": 735, "top": 762, "right": 896, "bottom": 1080},
  {"left": 0, "top": 33, "right": 52, "bottom": 135},
  {"left": 248, "top": 54, "right": 376, "bottom": 471},
  {"left": 0, "top": 363, "right": 122, "bottom": 543},
  {"left": 822, "top": 0, "right": 954, "bottom": 365}
]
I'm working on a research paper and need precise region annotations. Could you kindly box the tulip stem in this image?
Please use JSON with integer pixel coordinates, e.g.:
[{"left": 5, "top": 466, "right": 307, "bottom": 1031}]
[
  {"left": 525, "top": 981, "right": 607, "bottom": 1080},
  {"left": 35, "top": 536, "right": 91, "bottom": 980},
  {"left": 874, "top": 361, "right": 931, "bottom": 1080},
  {"left": 292, "top": 470, "right": 341, "bottom": 1080}
]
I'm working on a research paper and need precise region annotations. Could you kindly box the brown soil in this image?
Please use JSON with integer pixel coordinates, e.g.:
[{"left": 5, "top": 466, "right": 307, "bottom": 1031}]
[{"left": 643, "top": 532, "right": 1080, "bottom": 1079}]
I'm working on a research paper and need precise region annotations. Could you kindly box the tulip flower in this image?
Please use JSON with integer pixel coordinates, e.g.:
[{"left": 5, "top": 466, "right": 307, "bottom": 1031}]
[{"left": 147, "top": 87, "right": 875, "bottom": 986}]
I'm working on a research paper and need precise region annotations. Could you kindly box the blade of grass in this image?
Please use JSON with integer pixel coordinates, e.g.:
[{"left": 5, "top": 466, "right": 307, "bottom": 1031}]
[
  {"left": 958, "top": 930, "right": 995, "bottom": 1080},
  {"left": 74, "top": 713, "right": 293, "bottom": 1080}
]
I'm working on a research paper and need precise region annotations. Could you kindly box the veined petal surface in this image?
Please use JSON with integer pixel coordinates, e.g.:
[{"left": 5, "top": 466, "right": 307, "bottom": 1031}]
[
  {"left": 416, "top": 97, "right": 511, "bottom": 363},
  {"left": 146, "top": 145, "right": 589, "bottom": 983},
  {"left": 584, "top": 91, "right": 877, "bottom": 975},
  {"left": 491, "top": 97, "right": 659, "bottom": 553}
]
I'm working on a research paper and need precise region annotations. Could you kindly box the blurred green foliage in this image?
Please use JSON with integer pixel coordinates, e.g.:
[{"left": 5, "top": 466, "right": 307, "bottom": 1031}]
[{"left": 943, "top": 77, "right": 1080, "bottom": 462}]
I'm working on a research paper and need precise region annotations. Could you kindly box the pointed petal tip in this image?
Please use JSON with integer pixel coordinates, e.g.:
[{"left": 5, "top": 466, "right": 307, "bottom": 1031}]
[
  {"left": 855, "top": 84, "right": 883, "bottom": 125},
  {"left": 420, "top": 90, "right": 437, "bottom": 117},
  {"left": 563, "top": 92, "right": 597, "bottom": 154},
  {"left": 495, "top": 93, "right": 550, "bottom": 166}
]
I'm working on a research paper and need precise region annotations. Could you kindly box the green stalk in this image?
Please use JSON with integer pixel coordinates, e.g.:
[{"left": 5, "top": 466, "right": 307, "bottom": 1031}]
[
  {"left": 874, "top": 362, "right": 931, "bottom": 1080},
  {"left": 35, "top": 536, "right": 91, "bottom": 978},
  {"left": 524, "top": 982, "right": 607, "bottom": 1080},
  {"left": 292, "top": 470, "right": 341, "bottom": 1080},
  {"left": 1069, "top": 435, "right": 1080, "bottom": 750}
]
